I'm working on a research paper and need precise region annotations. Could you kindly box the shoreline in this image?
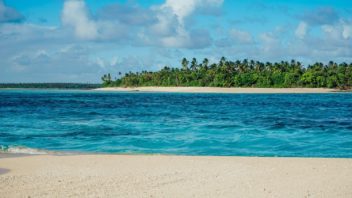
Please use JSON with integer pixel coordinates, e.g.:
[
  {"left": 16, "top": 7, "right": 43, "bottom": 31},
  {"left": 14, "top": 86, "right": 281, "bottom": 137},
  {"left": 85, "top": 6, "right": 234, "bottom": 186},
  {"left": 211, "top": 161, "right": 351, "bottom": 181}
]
[
  {"left": 0, "top": 87, "right": 349, "bottom": 93},
  {"left": 2, "top": 145, "right": 351, "bottom": 158},
  {"left": 1, "top": 154, "right": 352, "bottom": 197},
  {"left": 94, "top": 87, "right": 342, "bottom": 93}
]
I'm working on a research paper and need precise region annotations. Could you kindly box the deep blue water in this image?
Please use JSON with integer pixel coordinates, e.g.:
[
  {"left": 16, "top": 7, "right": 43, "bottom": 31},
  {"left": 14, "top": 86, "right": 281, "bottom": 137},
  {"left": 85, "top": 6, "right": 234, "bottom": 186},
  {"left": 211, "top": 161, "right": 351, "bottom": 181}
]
[{"left": 0, "top": 89, "right": 352, "bottom": 157}]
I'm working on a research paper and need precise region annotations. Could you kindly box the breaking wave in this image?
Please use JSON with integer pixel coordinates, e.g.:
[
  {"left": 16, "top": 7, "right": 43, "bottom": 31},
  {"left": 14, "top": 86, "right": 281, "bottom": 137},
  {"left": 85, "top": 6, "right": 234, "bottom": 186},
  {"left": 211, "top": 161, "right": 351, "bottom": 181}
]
[{"left": 0, "top": 145, "right": 48, "bottom": 155}]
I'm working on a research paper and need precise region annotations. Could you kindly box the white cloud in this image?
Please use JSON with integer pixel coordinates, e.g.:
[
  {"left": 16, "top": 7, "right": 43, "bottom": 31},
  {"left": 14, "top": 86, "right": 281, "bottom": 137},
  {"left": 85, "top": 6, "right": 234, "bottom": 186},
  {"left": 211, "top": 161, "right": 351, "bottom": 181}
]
[
  {"left": 62, "top": 0, "right": 98, "bottom": 40},
  {"left": 295, "top": 21, "right": 308, "bottom": 39},
  {"left": 342, "top": 22, "right": 352, "bottom": 40},
  {"left": 229, "top": 29, "right": 253, "bottom": 44},
  {"left": 60, "top": 0, "right": 221, "bottom": 48},
  {"left": 149, "top": 8, "right": 179, "bottom": 37},
  {"left": 161, "top": 0, "right": 197, "bottom": 24},
  {"left": 260, "top": 32, "right": 278, "bottom": 45},
  {"left": 321, "top": 20, "right": 352, "bottom": 41},
  {"left": 150, "top": 0, "right": 223, "bottom": 48},
  {"left": 161, "top": 0, "right": 223, "bottom": 23},
  {"left": 254, "top": 21, "right": 352, "bottom": 62},
  {"left": 3, "top": 0, "right": 352, "bottom": 83}
]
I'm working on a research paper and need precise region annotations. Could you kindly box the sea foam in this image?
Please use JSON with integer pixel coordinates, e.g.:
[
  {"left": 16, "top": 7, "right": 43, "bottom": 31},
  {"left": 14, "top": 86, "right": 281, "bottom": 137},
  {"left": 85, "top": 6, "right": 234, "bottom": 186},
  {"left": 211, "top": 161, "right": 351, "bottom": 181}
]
[{"left": 0, "top": 145, "right": 48, "bottom": 155}]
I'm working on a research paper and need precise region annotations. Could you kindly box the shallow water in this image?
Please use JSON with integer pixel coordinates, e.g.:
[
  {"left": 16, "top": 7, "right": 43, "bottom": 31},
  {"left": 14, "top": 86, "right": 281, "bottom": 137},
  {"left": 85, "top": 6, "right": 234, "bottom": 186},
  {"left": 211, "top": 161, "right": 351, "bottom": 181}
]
[{"left": 0, "top": 89, "right": 351, "bottom": 157}]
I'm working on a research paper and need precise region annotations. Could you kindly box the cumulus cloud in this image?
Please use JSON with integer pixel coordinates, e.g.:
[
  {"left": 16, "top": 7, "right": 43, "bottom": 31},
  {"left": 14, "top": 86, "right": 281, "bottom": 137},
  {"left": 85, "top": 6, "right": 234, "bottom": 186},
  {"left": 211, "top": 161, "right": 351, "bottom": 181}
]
[
  {"left": 320, "top": 20, "right": 352, "bottom": 51},
  {"left": 60, "top": 0, "right": 220, "bottom": 48},
  {"left": 160, "top": 0, "right": 223, "bottom": 23},
  {"left": 229, "top": 29, "right": 253, "bottom": 44},
  {"left": 2, "top": 0, "right": 352, "bottom": 83},
  {"left": 149, "top": 7, "right": 179, "bottom": 37},
  {"left": 1, "top": 43, "right": 132, "bottom": 83},
  {"left": 253, "top": 19, "right": 352, "bottom": 62},
  {"left": 322, "top": 24, "right": 341, "bottom": 40},
  {"left": 295, "top": 21, "right": 308, "bottom": 39},
  {"left": 342, "top": 21, "right": 352, "bottom": 40},
  {"left": 62, "top": 0, "right": 98, "bottom": 40},
  {"left": 0, "top": 0, "right": 24, "bottom": 23},
  {"left": 287, "top": 7, "right": 352, "bottom": 61},
  {"left": 259, "top": 32, "right": 283, "bottom": 56},
  {"left": 1, "top": 0, "right": 225, "bottom": 82},
  {"left": 62, "top": 0, "right": 132, "bottom": 42},
  {"left": 149, "top": 0, "right": 223, "bottom": 48}
]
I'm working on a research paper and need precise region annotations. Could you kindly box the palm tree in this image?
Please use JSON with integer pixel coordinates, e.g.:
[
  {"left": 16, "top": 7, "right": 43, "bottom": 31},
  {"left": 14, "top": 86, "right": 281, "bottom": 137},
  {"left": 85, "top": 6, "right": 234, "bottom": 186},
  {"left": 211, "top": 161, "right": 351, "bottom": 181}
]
[
  {"left": 101, "top": 73, "right": 112, "bottom": 86},
  {"left": 190, "top": 58, "right": 198, "bottom": 71},
  {"left": 219, "top": 57, "right": 226, "bottom": 67},
  {"left": 181, "top": 58, "right": 189, "bottom": 70},
  {"left": 202, "top": 58, "right": 209, "bottom": 69}
]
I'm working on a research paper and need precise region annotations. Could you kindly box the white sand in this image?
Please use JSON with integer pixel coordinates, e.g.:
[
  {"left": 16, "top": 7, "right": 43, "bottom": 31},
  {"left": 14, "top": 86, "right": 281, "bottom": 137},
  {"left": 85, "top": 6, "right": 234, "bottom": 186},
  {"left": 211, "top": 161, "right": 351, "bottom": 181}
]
[
  {"left": 1, "top": 154, "right": 352, "bottom": 197},
  {"left": 95, "top": 87, "right": 338, "bottom": 93}
]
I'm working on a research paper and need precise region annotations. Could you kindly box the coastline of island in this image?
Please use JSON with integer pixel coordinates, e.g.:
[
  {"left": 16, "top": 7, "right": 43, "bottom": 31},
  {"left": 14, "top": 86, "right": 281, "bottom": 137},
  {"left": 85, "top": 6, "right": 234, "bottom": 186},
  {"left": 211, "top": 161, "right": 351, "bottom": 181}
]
[{"left": 94, "top": 87, "right": 342, "bottom": 93}]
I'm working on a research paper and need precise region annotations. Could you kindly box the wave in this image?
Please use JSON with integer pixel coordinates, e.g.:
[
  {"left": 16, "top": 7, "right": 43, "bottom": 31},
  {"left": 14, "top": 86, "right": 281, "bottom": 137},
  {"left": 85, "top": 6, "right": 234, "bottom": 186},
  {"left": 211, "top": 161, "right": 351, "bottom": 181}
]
[{"left": 0, "top": 145, "right": 48, "bottom": 155}]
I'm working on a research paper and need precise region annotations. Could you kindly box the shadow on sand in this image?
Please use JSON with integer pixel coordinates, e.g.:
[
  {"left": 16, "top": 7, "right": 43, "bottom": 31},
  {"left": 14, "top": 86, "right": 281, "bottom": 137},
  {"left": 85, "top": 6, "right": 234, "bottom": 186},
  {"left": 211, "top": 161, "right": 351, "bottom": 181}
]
[{"left": 0, "top": 168, "right": 9, "bottom": 175}]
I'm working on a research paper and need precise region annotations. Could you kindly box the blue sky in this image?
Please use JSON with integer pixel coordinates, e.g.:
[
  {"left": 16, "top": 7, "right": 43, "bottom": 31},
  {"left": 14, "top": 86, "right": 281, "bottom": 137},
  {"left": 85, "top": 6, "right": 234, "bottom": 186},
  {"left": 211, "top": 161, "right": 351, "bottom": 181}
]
[{"left": 0, "top": 0, "right": 351, "bottom": 83}]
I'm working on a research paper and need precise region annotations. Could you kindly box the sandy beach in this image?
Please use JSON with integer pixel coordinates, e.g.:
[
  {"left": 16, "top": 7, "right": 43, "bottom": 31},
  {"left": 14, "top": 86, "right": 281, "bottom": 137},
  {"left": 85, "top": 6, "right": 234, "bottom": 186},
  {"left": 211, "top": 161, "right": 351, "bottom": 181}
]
[
  {"left": 94, "top": 87, "right": 339, "bottom": 93},
  {"left": 1, "top": 154, "right": 352, "bottom": 198}
]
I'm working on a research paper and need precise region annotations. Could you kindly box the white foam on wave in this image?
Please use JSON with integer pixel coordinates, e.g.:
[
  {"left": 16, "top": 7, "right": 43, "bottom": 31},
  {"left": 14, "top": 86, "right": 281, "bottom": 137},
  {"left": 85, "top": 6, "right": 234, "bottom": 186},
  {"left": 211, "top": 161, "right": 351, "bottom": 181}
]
[{"left": 0, "top": 145, "right": 48, "bottom": 155}]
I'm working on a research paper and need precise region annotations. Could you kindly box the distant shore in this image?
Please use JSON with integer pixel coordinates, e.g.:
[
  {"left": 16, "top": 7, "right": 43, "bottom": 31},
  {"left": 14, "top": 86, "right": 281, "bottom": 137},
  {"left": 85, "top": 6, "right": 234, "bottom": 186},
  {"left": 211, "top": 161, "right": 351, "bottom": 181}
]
[
  {"left": 1, "top": 154, "right": 351, "bottom": 197},
  {"left": 95, "top": 87, "right": 341, "bottom": 93}
]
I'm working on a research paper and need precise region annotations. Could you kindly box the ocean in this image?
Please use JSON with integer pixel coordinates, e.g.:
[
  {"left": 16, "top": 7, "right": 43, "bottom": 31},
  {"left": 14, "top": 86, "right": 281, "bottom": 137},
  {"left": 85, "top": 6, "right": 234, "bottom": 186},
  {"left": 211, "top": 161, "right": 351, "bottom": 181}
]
[{"left": 0, "top": 89, "right": 351, "bottom": 157}]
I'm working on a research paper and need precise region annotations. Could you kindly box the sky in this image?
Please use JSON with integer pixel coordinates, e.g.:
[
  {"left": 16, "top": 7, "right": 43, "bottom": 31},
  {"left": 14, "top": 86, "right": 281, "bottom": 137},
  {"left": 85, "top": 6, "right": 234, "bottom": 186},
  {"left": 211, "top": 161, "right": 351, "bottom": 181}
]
[{"left": 0, "top": 0, "right": 352, "bottom": 83}]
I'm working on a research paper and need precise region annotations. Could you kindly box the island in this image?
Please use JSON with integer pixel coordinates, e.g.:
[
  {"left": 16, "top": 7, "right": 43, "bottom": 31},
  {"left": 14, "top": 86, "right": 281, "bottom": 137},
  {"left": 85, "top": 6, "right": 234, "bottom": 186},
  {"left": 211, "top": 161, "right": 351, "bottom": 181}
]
[{"left": 101, "top": 58, "right": 352, "bottom": 91}]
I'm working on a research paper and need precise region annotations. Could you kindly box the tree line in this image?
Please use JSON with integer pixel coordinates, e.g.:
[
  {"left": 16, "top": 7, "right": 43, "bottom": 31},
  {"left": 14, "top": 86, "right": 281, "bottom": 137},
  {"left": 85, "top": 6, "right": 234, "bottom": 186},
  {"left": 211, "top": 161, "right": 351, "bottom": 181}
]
[
  {"left": 102, "top": 57, "right": 352, "bottom": 89},
  {"left": 0, "top": 83, "right": 102, "bottom": 89}
]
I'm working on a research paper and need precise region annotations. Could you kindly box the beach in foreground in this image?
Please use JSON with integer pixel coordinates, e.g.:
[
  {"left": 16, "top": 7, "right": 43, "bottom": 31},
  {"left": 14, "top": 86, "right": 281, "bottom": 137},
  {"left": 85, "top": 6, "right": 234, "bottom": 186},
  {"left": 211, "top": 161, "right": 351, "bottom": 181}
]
[
  {"left": 1, "top": 154, "right": 352, "bottom": 198},
  {"left": 95, "top": 87, "right": 339, "bottom": 93}
]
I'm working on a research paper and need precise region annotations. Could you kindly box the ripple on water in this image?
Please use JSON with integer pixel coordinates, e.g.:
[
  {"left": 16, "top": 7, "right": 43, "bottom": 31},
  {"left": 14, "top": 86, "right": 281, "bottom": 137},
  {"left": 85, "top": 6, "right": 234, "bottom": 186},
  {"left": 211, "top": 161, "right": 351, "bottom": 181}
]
[{"left": 0, "top": 90, "right": 351, "bottom": 157}]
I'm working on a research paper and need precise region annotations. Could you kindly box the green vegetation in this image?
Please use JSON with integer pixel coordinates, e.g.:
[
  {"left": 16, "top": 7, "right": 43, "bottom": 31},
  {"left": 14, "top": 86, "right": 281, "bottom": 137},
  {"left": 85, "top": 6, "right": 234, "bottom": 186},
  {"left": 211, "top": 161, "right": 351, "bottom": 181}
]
[
  {"left": 102, "top": 58, "right": 352, "bottom": 89},
  {"left": 0, "top": 83, "right": 102, "bottom": 89}
]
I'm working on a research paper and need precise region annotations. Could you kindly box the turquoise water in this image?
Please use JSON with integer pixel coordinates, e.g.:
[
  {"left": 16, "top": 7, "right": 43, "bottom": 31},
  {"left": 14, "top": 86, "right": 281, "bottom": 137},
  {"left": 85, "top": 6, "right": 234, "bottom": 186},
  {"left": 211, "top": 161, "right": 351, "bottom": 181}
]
[{"left": 0, "top": 89, "right": 351, "bottom": 157}]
